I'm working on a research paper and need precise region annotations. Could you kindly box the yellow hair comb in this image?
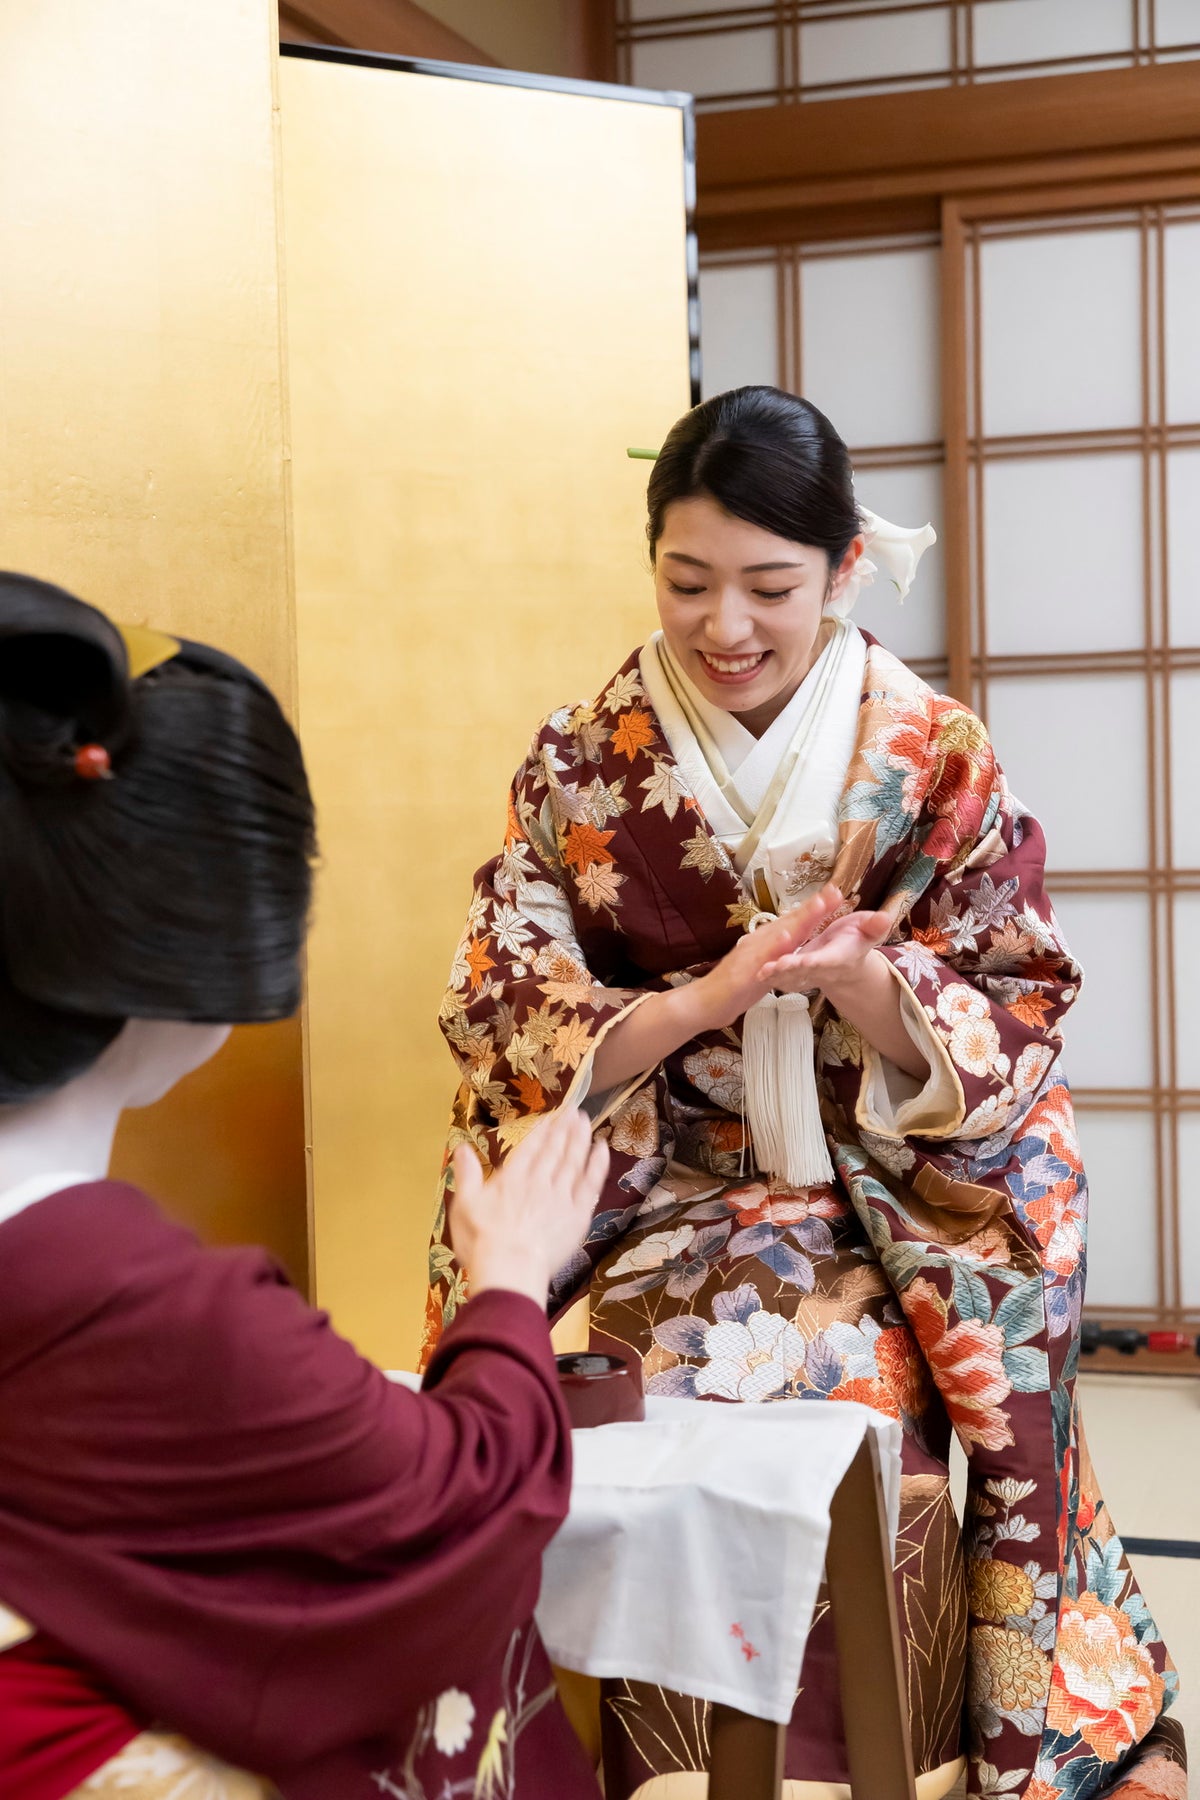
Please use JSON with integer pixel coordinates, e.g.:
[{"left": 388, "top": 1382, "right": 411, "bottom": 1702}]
[{"left": 116, "top": 622, "right": 182, "bottom": 679}]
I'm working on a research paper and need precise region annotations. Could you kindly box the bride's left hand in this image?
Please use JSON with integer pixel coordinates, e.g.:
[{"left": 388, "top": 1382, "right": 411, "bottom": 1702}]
[{"left": 758, "top": 908, "right": 893, "bottom": 1004}]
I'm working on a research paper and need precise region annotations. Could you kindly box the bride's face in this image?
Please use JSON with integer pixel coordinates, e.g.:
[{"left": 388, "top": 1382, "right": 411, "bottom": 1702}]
[{"left": 654, "top": 494, "right": 862, "bottom": 733}]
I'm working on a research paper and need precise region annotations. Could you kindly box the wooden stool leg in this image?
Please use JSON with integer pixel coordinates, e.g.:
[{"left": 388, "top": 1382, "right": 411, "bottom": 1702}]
[
  {"left": 826, "top": 1436, "right": 918, "bottom": 1800},
  {"left": 708, "top": 1703, "right": 785, "bottom": 1800}
]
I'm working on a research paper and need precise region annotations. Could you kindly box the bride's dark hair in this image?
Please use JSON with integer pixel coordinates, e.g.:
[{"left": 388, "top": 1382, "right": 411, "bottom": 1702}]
[
  {"left": 0, "top": 573, "right": 316, "bottom": 1102},
  {"left": 647, "top": 386, "right": 862, "bottom": 565}
]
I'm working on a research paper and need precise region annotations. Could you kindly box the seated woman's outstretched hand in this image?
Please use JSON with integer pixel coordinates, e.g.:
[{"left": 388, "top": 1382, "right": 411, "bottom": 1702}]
[
  {"left": 693, "top": 882, "right": 845, "bottom": 1031},
  {"left": 450, "top": 1107, "right": 610, "bottom": 1307}
]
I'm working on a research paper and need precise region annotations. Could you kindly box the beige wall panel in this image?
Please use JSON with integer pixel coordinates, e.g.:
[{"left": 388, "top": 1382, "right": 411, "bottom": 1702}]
[
  {"left": 0, "top": 1, "right": 307, "bottom": 1281},
  {"left": 281, "top": 57, "right": 691, "bottom": 1365}
]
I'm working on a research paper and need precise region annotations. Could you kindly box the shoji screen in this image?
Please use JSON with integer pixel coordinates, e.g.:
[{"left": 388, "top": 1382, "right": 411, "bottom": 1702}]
[
  {"left": 699, "top": 236, "right": 946, "bottom": 680},
  {"left": 945, "top": 187, "right": 1200, "bottom": 1332},
  {"left": 618, "top": 1, "right": 1200, "bottom": 111},
  {"left": 280, "top": 50, "right": 693, "bottom": 1367}
]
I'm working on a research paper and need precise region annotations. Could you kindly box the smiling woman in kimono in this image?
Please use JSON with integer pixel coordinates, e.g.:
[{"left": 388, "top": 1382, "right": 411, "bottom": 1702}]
[
  {"left": 428, "top": 388, "right": 1186, "bottom": 1800},
  {"left": 0, "top": 575, "right": 606, "bottom": 1800}
]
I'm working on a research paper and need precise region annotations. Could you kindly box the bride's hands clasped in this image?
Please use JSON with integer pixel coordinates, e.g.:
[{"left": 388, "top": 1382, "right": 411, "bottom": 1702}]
[
  {"left": 691, "top": 882, "right": 893, "bottom": 1028},
  {"left": 757, "top": 904, "right": 894, "bottom": 1010},
  {"left": 690, "top": 883, "right": 844, "bottom": 1030},
  {"left": 592, "top": 880, "right": 925, "bottom": 1091}
]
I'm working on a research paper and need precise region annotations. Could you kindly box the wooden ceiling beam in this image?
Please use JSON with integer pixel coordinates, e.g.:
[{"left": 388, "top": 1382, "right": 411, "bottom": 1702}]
[
  {"left": 278, "top": 0, "right": 498, "bottom": 65},
  {"left": 696, "top": 61, "right": 1200, "bottom": 246}
]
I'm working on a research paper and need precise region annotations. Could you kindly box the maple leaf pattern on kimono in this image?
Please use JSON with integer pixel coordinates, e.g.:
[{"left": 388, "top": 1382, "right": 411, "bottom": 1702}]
[{"left": 426, "top": 639, "right": 1184, "bottom": 1800}]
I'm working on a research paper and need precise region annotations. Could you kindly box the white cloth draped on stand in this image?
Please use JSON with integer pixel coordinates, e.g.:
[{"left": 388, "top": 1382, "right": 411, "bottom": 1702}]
[{"left": 536, "top": 1396, "right": 901, "bottom": 1724}]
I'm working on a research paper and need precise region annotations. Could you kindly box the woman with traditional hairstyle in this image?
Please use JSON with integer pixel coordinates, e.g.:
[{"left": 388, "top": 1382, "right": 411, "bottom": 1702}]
[
  {"left": 428, "top": 387, "right": 1185, "bottom": 1800},
  {"left": 0, "top": 574, "right": 607, "bottom": 1800}
]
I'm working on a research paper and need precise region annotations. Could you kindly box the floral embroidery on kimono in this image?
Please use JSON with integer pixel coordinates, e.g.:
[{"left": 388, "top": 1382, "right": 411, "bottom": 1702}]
[{"left": 427, "top": 637, "right": 1185, "bottom": 1800}]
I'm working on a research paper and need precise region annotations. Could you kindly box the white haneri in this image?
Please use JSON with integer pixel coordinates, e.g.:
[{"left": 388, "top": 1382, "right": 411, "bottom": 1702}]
[{"left": 638, "top": 510, "right": 939, "bottom": 1189}]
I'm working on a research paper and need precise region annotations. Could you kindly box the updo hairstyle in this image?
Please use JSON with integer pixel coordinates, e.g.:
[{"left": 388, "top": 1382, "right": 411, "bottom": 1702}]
[
  {"left": 646, "top": 387, "right": 862, "bottom": 570},
  {"left": 0, "top": 573, "right": 316, "bottom": 1103}
]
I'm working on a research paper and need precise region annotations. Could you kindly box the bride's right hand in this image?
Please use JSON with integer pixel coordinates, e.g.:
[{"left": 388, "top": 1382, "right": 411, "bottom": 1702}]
[{"left": 691, "top": 883, "right": 843, "bottom": 1031}]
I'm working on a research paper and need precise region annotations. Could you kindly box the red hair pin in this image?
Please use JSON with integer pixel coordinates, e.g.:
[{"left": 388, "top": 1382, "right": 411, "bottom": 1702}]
[{"left": 74, "top": 744, "right": 112, "bottom": 781}]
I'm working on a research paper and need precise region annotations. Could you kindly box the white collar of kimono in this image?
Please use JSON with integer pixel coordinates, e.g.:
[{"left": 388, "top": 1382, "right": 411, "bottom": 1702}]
[
  {"left": 639, "top": 619, "right": 866, "bottom": 906},
  {"left": 0, "top": 1170, "right": 94, "bottom": 1228},
  {"left": 654, "top": 617, "right": 847, "bottom": 812}
]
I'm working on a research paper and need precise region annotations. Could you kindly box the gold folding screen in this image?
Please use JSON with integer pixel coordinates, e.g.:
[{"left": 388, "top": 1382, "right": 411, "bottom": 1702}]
[
  {"left": 0, "top": 0, "right": 308, "bottom": 1285},
  {"left": 279, "top": 49, "right": 693, "bottom": 1366},
  {"left": 0, "top": 9, "right": 692, "bottom": 1362}
]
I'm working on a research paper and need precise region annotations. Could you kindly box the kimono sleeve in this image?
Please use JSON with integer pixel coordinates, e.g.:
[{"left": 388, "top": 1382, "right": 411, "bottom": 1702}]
[
  {"left": 874, "top": 733, "right": 1083, "bottom": 1143},
  {"left": 208, "top": 1276, "right": 574, "bottom": 1766},
  {"left": 439, "top": 728, "right": 645, "bottom": 1130}
]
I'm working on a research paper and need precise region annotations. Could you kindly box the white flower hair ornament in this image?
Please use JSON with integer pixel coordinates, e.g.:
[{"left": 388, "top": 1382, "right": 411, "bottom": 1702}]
[
  {"left": 623, "top": 448, "right": 936, "bottom": 618},
  {"left": 826, "top": 507, "right": 937, "bottom": 619}
]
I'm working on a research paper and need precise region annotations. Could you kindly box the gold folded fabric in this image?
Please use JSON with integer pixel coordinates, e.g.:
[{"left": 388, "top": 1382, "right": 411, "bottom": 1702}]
[{"left": 71, "top": 1733, "right": 276, "bottom": 1799}]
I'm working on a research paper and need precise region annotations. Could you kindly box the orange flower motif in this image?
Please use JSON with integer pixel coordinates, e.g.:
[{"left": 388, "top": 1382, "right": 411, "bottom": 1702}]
[
  {"left": 1047, "top": 1591, "right": 1165, "bottom": 1763},
  {"left": 562, "top": 821, "right": 616, "bottom": 872},
  {"left": 706, "top": 1118, "right": 749, "bottom": 1157},
  {"left": 611, "top": 708, "right": 656, "bottom": 762},
  {"left": 464, "top": 935, "right": 496, "bottom": 990},
  {"left": 829, "top": 1376, "right": 900, "bottom": 1419},
  {"left": 1106, "top": 1756, "right": 1188, "bottom": 1800},
  {"left": 513, "top": 1073, "right": 548, "bottom": 1113},
  {"left": 904, "top": 1278, "right": 1014, "bottom": 1450},
  {"left": 875, "top": 1326, "right": 931, "bottom": 1418},
  {"left": 1024, "top": 1779, "right": 1062, "bottom": 1800},
  {"left": 722, "top": 1182, "right": 844, "bottom": 1229}
]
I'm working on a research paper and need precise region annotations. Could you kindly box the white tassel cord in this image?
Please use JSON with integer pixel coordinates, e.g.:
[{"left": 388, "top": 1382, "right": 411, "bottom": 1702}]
[
  {"left": 742, "top": 995, "right": 784, "bottom": 1180},
  {"left": 774, "top": 993, "right": 835, "bottom": 1187},
  {"left": 742, "top": 992, "right": 835, "bottom": 1189}
]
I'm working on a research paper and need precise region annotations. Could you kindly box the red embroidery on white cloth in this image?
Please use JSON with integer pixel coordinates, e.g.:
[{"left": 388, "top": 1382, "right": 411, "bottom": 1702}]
[{"left": 730, "top": 1622, "right": 761, "bottom": 1663}]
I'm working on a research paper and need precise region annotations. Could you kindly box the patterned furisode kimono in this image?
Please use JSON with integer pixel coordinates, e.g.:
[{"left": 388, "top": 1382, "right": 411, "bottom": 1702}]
[{"left": 426, "top": 619, "right": 1186, "bottom": 1800}]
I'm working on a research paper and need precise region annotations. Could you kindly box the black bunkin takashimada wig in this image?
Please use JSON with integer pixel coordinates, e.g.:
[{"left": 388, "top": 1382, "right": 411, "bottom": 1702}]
[{"left": 0, "top": 573, "right": 316, "bottom": 1103}]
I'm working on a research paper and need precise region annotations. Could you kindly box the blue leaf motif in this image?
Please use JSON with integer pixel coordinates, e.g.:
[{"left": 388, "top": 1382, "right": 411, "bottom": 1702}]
[
  {"left": 842, "top": 753, "right": 915, "bottom": 856},
  {"left": 599, "top": 1272, "right": 667, "bottom": 1305},
  {"left": 1003, "top": 1345, "right": 1050, "bottom": 1393},
  {"left": 1084, "top": 1535, "right": 1128, "bottom": 1608},
  {"left": 685, "top": 1196, "right": 737, "bottom": 1222},
  {"left": 666, "top": 1261, "right": 714, "bottom": 1300},
  {"left": 757, "top": 1241, "right": 815, "bottom": 1289},
  {"left": 713, "top": 1284, "right": 760, "bottom": 1325},
  {"left": 689, "top": 1222, "right": 733, "bottom": 1259},
  {"left": 652, "top": 1314, "right": 710, "bottom": 1357},
  {"left": 728, "top": 1221, "right": 779, "bottom": 1258},
  {"left": 791, "top": 1218, "right": 835, "bottom": 1257},
  {"left": 805, "top": 1332, "right": 842, "bottom": 1394},
  {"left": 952, "top": 1265, "right": 995, "bottom": 1325},
  {"left": 646, "top": 1364, "right": 700, "bottom": 1398},
  {"left": 1048, "top": 1750, "right": 1104, "bottom": 1799},
  {"left": 995, "top": 1279, "right": 1045, "bottom": 1349},
  {"left": 585, "top": 1206, "right": 639, "bottom": 1247}
]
